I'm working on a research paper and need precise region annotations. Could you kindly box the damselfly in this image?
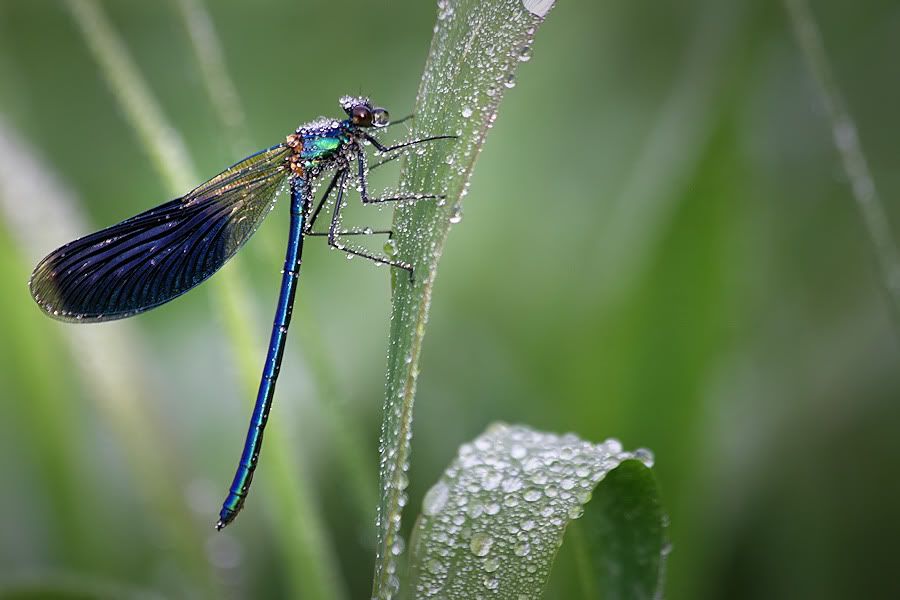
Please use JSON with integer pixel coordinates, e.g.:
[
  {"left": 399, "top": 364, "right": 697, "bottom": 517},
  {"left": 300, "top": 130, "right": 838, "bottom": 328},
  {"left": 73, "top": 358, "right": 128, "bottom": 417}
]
[{"left": 29, "top": 96, "right": 452, "bottom": 529}]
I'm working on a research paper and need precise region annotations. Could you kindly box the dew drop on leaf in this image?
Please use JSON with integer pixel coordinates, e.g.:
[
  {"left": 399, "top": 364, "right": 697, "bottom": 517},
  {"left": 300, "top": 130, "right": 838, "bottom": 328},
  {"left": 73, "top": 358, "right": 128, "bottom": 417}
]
[
  {"left": 469, "top": 532, "right": 493, "bottom": 557},
  {"left": 422, "top": 481, "right": 450, "bottom": 516}
]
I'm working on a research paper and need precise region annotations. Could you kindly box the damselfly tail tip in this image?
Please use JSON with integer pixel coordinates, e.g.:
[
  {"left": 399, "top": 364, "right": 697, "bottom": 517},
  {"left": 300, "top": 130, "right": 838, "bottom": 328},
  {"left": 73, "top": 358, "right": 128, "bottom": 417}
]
[{"left": 217, "top": 505, "right": 238, "bottom": 530}]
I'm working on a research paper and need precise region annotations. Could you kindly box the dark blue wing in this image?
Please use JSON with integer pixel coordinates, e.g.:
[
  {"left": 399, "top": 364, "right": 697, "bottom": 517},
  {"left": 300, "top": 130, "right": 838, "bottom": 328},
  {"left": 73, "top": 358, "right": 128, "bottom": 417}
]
[{"left": 30, "top": 144, "right": 292, "bottom": 322}]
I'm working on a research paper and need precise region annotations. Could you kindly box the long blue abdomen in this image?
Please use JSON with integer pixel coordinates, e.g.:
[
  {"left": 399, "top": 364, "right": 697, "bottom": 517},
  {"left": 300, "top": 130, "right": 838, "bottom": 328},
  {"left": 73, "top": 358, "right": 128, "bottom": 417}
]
[{"left": 217, "top": 176, "right": 308, "bottom": 529}]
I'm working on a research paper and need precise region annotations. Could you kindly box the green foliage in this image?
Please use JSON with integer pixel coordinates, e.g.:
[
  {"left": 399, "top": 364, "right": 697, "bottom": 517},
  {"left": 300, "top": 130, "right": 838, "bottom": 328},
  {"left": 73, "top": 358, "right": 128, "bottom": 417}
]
[{"left": 407, "top": 424, "right": 666, "bottom": 599}]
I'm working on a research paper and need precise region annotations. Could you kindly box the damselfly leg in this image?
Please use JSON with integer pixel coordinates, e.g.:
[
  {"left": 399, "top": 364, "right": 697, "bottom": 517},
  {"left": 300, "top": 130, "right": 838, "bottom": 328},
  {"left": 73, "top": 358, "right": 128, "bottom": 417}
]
[
  {"left": 325, "top": 170, "right": 415, "bottom": 279},
  {"left": 304, "top": 133, "right": 456, "bottom": 279},
  {"left": 305, "top": 169, "right": 393, "bottom": 238}
]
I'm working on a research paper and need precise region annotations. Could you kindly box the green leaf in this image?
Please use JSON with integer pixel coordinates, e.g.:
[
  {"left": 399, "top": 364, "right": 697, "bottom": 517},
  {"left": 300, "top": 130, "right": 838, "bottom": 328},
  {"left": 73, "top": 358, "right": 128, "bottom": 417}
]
[
  {"left": 373, "top": 0, "right": 557, "bottom": 596},
  {"left": 552, "top": 461, "right": 668, "bottom": 599},
  {"left": 407, "top": 423, "right": 667, "bottom": 599}
]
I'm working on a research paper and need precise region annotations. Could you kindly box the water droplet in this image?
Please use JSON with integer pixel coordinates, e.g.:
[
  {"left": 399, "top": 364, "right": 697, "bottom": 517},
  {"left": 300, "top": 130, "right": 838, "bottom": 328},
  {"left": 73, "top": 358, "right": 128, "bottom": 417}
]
[
  {"left": 502, "top": 477, "right": 523, "bottom": 493},
  {"left": 484, "top": 556, "right": 500, "bottom": 572},
  {"left": 518, "top": 44, "right": 533, "bottom": 62},
  {"left": 469, "top": 532, "right": 493, "bottom": 557},
  {"left": 449, "top": 204, "right": 463, "bottom": 224},
  {"left": 503, "top": 73, "right": 517, "bottom": 89},
  {"left": 633, "top": 447, "right": 655, "bottom": 467},
  {"left": 423, "top": 481, "right": 450, "bottom": 516},
  {"left": 427, "top": 558, "right": 445, "bottom": 575},
  {"left": 523, "top": 488, "right": 541, "bottom": 502},
  {"left": 461, "top": 106, "right": 473, "bottom": 118},
  {"left": 391, "top": 537, "right": 405, "bottom": 555},
  {"left": 483, "top": 473, "right": 502, "bottom": 491}
]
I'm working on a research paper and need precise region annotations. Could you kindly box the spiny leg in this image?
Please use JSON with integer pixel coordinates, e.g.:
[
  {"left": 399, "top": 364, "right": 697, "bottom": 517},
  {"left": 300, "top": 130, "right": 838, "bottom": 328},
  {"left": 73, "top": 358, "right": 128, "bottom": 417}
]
[
  {"left": 367, "top": 152, "right": 401, "bottom": 173},
  {"left": 326, "top": 169, "right": 414, "bottom": 280},
  {"left": 364, "top": 136, "right": 448, "bottom": 172},
  {"left": 356, "top": 150, "right": 444, "bottom": 205},
  {"left": 306, "top": 169, "right": 397, "bottom": 239},
  {"left": 313, "top": 134, "right": 458, "bottom": 279},
  {"left": 365, "top": 132, "right": 457, "bottom": 171},
  {"left": 306, "top": 229, "right": 393, "bottom": 238},
  {"left": 362, "top": 132, "right": 457, "bottom": 154},
  {"left": 305, "top": 168, "right": 341, "bottom": 233}
]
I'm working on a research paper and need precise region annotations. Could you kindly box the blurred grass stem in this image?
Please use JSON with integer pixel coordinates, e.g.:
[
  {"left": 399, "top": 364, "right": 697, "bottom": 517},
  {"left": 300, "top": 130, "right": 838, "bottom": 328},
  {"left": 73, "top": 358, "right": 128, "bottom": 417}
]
[
  {"left": 590, "top": 0, "right": 744, "bottom": 309},
  {"left": 0, "top": 116, "right": 217, "bottom": 597},
  {"left": 785, "top": 0, "right": 900, "bottom": 329},
  {"left": 172, "top": 0, "right": 249, "bottom": 155}
]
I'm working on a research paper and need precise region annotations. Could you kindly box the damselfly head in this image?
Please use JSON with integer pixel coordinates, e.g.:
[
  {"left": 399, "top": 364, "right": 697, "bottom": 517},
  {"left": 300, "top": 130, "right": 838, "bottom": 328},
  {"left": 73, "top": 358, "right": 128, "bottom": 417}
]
[{"left": 340, "top": 95, "right": 390, "bottom": 128}]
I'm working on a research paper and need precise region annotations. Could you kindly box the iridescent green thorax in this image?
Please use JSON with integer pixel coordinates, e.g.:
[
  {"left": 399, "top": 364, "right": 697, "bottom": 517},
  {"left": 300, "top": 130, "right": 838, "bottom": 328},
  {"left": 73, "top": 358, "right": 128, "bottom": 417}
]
[
  {"left": 299, "top": 131, "right": 346, "bottom": 160},
  {"left": 285, "top": 118, "right": 356, "bottom": 179}
]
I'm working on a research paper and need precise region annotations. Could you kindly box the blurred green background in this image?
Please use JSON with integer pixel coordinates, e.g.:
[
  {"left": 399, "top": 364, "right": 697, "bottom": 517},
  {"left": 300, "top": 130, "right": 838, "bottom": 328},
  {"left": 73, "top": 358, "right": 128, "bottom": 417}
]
[{"left": 1, "top": 0, "right": 899, "bottom": 598}]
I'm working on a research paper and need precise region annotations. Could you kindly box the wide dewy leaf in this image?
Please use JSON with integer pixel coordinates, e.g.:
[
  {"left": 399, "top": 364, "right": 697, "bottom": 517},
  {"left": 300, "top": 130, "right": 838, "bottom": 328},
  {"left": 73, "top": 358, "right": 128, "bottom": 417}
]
[
  {"left": 373, "top": 1, "right": 557, "bottom": 597},
  {"left": 408, "top": 424, "right": 667, "bottom": 599}
]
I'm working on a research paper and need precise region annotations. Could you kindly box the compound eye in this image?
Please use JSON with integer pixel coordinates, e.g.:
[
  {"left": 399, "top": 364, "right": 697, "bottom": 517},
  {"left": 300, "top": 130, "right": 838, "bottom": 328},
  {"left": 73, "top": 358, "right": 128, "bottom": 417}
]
[
  {"left": 351, "top": 105, "right": 373, "bottom": 126},
  {"left": 372, "top": 108, "right": 390, "bottom": 127}
]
